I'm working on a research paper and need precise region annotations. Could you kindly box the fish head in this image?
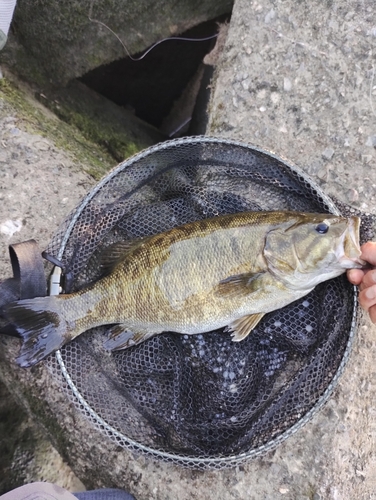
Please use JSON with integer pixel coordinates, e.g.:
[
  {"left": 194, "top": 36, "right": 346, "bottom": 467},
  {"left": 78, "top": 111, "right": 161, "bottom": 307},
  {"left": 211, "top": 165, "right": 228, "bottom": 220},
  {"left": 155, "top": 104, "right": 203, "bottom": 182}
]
[{"left": 264, "top": 213, "right": 365, "bottom": 290}]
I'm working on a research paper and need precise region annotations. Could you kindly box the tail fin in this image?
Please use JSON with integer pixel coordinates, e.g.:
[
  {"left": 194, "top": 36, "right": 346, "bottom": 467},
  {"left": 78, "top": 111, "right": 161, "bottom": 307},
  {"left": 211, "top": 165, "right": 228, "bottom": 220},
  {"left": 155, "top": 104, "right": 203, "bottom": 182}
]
[{"left": 3, "top": 297, "right": 68, "bottom": 368}]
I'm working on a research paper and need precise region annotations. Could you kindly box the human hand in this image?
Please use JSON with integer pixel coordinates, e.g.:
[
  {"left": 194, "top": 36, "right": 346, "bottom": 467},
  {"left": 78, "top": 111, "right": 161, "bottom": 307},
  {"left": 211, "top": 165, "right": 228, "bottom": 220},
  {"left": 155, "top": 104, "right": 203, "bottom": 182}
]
[{"left": 347, "top": 241, "right": 376, "bottom": 323}]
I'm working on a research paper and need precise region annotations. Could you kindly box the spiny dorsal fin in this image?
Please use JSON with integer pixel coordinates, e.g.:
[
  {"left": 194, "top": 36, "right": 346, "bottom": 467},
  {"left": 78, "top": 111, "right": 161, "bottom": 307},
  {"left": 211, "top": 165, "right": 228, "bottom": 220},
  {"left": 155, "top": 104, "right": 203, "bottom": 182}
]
[
  {"left": 226, "top": 313, "right": 265, "bottom": 341},
  {"left": 99, "top": 238, "right": 150, "bottom": 275},
  {"left": 216, "top": 272, "right": 266, "bottom": 299}
]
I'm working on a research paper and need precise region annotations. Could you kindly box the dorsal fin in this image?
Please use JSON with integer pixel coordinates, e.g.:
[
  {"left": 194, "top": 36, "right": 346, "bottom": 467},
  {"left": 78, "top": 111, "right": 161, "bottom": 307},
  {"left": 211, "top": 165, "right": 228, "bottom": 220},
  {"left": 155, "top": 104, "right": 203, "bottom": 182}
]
[{"left": 99, "top": 237, "right": 151, "bottom": 275}]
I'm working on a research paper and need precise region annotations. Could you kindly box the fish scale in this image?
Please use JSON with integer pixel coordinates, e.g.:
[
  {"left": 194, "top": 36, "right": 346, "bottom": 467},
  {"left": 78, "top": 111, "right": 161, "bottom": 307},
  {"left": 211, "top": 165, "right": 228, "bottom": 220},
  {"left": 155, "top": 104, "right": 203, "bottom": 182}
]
[{"left": 4, "top": 210, "right": 364, "bottom": 368}]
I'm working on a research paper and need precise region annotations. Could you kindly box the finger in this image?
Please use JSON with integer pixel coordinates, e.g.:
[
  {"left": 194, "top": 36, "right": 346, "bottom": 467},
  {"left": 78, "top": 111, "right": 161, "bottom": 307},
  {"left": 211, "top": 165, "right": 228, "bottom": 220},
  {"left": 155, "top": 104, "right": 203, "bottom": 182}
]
[
  {"left": 358, "top": 269, "right": 376, "bottom": 290},
  {"left": 360, "top": 241, "right": 376, "bottom": 266},
  {"left": 369, "top": 305, "right": 376, "bottom": 324},
  {"left": 347, "top": 268, "right": 365, "bottom": 285},
  {"left": 358, "top": 285, "right": 376, "bottom": 312}
]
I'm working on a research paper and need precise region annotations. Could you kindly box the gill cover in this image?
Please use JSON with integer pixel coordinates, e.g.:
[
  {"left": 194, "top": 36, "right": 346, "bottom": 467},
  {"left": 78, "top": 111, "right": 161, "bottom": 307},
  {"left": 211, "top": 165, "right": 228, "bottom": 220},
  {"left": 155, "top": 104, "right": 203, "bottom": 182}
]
[{"left": 263, "top": 214, "right": 356, "bottom": 290}]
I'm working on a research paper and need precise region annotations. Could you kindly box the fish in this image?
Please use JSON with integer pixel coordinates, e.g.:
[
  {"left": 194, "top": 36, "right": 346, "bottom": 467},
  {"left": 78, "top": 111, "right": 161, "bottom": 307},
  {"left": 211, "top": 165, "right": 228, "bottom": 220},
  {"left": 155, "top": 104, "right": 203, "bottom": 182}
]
[{"left": 3, "top": 210, "right": 365, "bottom": 368}]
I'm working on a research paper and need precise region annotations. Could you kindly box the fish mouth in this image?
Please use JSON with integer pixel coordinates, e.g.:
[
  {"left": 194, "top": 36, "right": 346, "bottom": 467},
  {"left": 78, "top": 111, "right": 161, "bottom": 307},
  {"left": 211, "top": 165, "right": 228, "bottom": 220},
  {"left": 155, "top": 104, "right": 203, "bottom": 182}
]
[{"left": 338, "top": 216, "right": 366, "bottom": 269}]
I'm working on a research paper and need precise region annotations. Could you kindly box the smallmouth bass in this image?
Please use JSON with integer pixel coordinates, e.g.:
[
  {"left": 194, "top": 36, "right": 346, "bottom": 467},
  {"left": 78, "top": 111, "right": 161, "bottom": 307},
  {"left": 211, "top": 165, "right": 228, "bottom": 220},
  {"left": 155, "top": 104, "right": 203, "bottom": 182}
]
[{"left": 4, "top": 210, "right": 365, "bottom": 367}]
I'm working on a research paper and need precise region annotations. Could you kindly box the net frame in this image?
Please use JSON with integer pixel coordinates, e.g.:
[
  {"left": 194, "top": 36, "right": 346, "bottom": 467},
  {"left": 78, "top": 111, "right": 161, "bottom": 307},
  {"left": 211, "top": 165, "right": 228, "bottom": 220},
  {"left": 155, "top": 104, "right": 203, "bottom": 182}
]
[{"left": 45, "top": 136, "right": 360, "bottom": 468}]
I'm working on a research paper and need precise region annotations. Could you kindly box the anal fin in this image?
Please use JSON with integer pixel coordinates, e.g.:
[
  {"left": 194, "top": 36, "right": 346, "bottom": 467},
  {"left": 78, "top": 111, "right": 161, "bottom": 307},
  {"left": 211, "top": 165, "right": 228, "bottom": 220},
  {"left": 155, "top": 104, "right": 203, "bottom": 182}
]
[
  {"left": 226, "top": 313, "right": 265, "bottom": 341},
  {"left": 103, "top": 324, "right": 157, "bottom": 351}
]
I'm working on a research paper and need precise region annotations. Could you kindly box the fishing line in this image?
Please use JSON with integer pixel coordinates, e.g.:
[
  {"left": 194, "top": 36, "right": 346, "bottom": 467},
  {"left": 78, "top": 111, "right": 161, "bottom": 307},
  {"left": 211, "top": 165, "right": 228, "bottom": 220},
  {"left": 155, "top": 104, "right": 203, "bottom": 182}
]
[{"left": 88, "top": 14, "right": 218, "bottom": 62}]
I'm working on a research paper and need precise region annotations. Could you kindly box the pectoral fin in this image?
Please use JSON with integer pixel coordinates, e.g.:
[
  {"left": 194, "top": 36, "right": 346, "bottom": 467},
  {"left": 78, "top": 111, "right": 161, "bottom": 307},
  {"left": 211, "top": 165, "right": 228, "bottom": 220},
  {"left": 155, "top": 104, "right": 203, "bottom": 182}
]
[
  {"left": 104, "top": 324, "right": 158, "bottom": 351},
  {"left": 226, "top": 313, "right": 265, "bottom": 341},
  {"left": 216, "top": 272, "right": 266, "bottom": 299}
]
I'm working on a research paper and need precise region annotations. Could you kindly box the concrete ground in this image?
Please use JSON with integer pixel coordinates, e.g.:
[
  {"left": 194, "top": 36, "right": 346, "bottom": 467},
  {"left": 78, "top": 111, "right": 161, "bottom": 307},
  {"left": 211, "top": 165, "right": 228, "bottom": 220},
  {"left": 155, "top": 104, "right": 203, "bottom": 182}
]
[
  {"left": 1, "top": 0, "right": 376, "bottom": 498},
  {"left": 207, "top": 0, "right": 376, "bottom": 498}
]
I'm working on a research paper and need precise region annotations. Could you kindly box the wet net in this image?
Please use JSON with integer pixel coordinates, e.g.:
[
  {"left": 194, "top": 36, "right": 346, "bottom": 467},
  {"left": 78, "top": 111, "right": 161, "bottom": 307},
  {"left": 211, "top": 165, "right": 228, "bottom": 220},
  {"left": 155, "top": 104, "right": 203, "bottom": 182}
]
[{"left": 44, "top": 136, "right": 372, "bottom": 468}]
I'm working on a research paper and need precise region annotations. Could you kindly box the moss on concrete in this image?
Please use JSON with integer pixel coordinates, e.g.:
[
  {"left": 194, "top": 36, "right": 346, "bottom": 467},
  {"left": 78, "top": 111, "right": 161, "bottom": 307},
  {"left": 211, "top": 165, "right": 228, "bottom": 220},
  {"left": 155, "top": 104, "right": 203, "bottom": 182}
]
[
  {"left": 41, "top": 81, "right": 165, "bottom": 164},
  {"left": 0, "top": 76, "right": 115, "bottom": 179},
  {"left": 49, "top": 105, "right": 139, "bottom": 162}
]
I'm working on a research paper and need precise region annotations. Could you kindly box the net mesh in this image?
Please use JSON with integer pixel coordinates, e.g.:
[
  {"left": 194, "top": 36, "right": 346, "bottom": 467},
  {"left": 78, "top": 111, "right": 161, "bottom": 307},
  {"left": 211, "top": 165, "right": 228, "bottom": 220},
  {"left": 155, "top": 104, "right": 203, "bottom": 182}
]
[{"left": 44, "top": 136, "right": 371, "bottom": 468}]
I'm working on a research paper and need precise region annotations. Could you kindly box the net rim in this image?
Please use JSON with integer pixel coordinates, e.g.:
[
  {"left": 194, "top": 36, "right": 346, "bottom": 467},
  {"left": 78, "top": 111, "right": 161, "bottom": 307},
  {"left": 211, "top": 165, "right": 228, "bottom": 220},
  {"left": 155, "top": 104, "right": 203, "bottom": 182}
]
[{"left": 51, "top": 135, "right": 358, "bottom": 467}]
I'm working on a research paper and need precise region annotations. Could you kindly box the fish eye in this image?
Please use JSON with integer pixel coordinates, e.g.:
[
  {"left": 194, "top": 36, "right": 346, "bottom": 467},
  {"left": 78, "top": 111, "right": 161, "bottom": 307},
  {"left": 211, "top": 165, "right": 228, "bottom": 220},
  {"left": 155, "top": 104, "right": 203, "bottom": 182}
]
[{"left": 315, "top": 222, "right": 329, "bottom": 234}]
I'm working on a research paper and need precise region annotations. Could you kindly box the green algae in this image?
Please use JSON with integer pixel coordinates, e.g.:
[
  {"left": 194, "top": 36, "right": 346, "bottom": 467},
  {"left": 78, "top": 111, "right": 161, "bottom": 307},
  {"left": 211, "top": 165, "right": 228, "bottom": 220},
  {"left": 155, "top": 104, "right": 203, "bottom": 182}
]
[{"left": 0, "top": 77, "right": 115, "bottom": 180}]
